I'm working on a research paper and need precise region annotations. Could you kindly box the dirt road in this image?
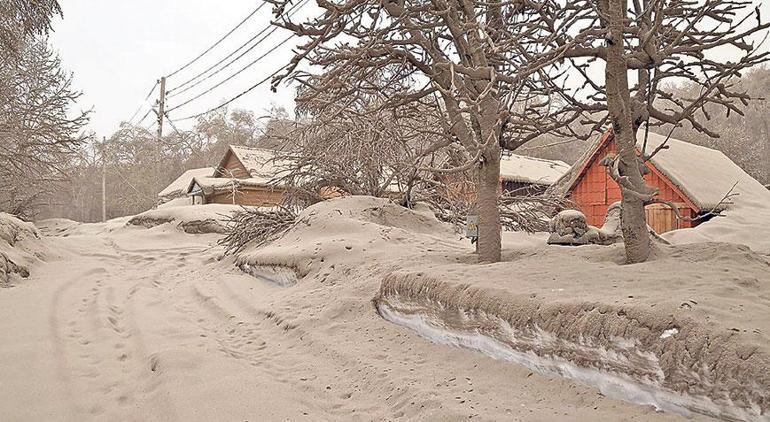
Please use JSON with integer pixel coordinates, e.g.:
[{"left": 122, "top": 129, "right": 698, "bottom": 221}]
[{"left": 0, "top": 221, "right": 691, "bottom": 421}]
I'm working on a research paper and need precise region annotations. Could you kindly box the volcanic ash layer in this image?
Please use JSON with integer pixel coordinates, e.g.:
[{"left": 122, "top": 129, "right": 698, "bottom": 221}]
[{"left": 374, "top": 272, "right": 770, "bottom": 421}]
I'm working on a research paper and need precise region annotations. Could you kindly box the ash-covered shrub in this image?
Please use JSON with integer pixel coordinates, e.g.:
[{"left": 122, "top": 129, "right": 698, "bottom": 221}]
[{"left": 218, "top": 206, "right": 299, "bottom": 255}]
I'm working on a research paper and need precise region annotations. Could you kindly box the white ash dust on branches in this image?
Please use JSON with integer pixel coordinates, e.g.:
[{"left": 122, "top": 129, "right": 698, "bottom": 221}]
[
  {"left": 218, "top": 206, "right": 301, "bottom": 255},
  {"left": 499, "top": 191, "right": 575, "bottom": 233},
  {"left": 266, "top": 0, "right": 587, "bottom": 262},
  {"left": 264, "top": 0, "right": 770, "bottom": 263},
  {"left": 653, "top": 68, "right": 770, "bottom": 186},
  {"left": 0, "top": 0, "right": 61, "bottom": 59},
  {"left": 262, "top": 73, "right": 570, "bottom": 235},
  {"left": 431, "top": 192, "right": 576, "bottom": 234},
  {"left": 501, "top": 0, "right": 769, "bottom": 263},
  {"left": 0, "top": 39, "right": 89, "bottom": 217},
  {"left": 424, "top": 173, "right": 574, "bottom": 233},
  {"left": 0, "top": 0, "right": 88, "bottom": 218},
  {"left": 268, "top": 74, "right": 454, "bottom": 208}
]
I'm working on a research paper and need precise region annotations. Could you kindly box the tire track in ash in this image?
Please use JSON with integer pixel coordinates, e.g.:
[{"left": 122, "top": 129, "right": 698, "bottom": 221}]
[
  {"left": 48, "top": 265, "right": 108, "bottom": 418},
  {"left": 174, "top": 278, "right": 349, "bottom": 418},
  {"left": 121, "top": 240, "right": 279, "bottom": 372},
  {"left": 198, "top": 277, "right": 377, "bottom": 418},
  {"left": 98, "top": 241, "right": 202, "bottom": 420},
  {"left": 182, "top": 283, "right": 275, "bottom": 367},
  {"left": 214, "top": 274, "right": 436, "bottom": 419},
  {"left": 48, "top": 238, "right": 176, "bottom": 420}
]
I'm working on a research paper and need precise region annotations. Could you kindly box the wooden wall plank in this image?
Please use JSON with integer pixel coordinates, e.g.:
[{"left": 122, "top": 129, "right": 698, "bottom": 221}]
[{"left": 569, "top": 133, "right": 701, "bottom": 234}]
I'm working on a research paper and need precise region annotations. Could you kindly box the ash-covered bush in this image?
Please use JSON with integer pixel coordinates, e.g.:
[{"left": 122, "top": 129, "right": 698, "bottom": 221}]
[{"left": 218, "top": 206, "right": 299, "bottom": 255}]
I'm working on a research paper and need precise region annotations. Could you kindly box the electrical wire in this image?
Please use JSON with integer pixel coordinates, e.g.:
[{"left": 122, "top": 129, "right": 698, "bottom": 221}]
[
  {"left": 126, "top": 80, "right": 159, "bottom": 124},
  {"left": 165, "top": 2, "right": 267, "bottom": 79},
  {"left": 166, "top": 0, "right": 309, "bottom": 97},
  {"left": 128, "top": 105, "right": 149, "bottom": 126},
  {"left": 163, "top": 111, "right": 187, "bottom": 137},
  {"left": 109, "top": 166, "right": 158, "bottom": 202},
  {"left": 167, "top": 33, "right": 296, "bottom": 114},
  {"left": 169, "top": 8, "right": 342, "bottom": 122},
  {"left": 167, "top": 25, "right": 280, "bottom": 99},
  {"left": 136, "top": 107, "right": 156, "bottom": 127},
  {"left": 173, "top": 66, "right": 284, "bottom": 122}
]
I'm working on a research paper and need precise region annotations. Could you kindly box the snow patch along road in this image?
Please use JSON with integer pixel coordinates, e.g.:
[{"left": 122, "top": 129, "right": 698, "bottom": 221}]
[
  {"left": 239, "top": 263, "right": 298, "bottom": 287},
  {"left": 376, "top": 301, "right": 766, "bottom": 422}
]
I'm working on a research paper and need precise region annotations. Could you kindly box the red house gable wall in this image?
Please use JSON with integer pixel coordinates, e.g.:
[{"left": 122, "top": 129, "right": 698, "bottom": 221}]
[{"left": 568, "top": 134, "right": 698, "bottom": 233}]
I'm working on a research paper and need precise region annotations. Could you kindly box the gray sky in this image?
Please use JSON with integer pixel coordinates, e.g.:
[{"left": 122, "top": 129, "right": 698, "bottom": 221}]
[
  {"left": 50, "top": 1, "right": 310, "bottom": 137},
  {"left": 50, "top": 1, "right": 769, "bottom": 138}
]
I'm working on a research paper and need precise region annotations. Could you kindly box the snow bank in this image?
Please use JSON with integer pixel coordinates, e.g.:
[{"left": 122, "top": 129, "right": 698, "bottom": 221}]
[
  {"left": 375, "top": 270, "right": 770, "bottom": 421},
  {"left": 377, "top": 303, "right": 763, "bottom": 421},
  {"left": 663, "top": 179, "right": 770, "bottom": 255},
  {"left": 230, "top": 195, "right": 770, "bottom": 420},
  {"left": 128, "top": 204, "right": 245, "bottom": 234},
  {"left": 239, "top": 263, "right": 299, "bottom": 287},
  {"left": 0, "top": 213, "right": 46, "bottom": 284},
  {"left": 234, "top": 196, "right": 457, "bottom": 275}
]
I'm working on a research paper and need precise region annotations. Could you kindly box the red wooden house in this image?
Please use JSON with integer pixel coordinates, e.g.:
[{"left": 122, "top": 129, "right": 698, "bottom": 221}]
[{"left": 552, "top": 129, "right": 759, "bottom": 234}]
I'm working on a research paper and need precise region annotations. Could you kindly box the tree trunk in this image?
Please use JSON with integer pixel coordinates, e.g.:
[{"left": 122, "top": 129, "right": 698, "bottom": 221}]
[
  {"left": 475, "top": 93, "right": 502, "bottom": 263},
  {"left": 619, "top": 183, "right": 650, "bottom": 262},
  {"left": 477, "top": 0, "right": 504, "bottom": 264},
  {"left": 603, "top": 0, "right": 652, "bottom": 263},
  {"left": 476, "top": 148, "right": 501, "bottom": 263}
]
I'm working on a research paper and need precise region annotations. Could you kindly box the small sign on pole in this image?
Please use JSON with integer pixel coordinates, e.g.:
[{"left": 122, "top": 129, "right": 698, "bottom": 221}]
[{"left": 466, "top": 215, "right": 479, "bottom": 244}]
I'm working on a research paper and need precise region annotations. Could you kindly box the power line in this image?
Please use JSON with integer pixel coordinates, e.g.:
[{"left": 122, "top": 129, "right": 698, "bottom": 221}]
[
  {"left": 109, "top": 166, "right": 158, "bottom": 202},
  {"left": 173, "top": 66, "right": 284, "bottom": 122},
  {"left": 163, "top": 111, "right": 186, "bottom": 137},
  {"left": 165, "top": 2, "right": 267, "bottom": 79},
  {"left": 167, "top": 33, "right": 296, "bottom": 114},
  {"left": 127, "top": 80, "right": 159, "bottom": 124},
  {"left": 137, "top": 107, "right": 155, "bottom": 126},
  {"left": 128, "top": 105, "right": 149, "bottom": 126},
  {"left": 166, "top": 0, "right": 309, "bottom": 97},
  {"left": 167, "top": 25, "right": 280, "bottom": 99}
]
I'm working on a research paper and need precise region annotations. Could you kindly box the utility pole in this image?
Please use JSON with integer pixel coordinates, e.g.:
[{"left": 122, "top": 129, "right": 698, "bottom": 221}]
[
  {"left": 156, "top": 76, "right": 167, "bottom": 140},
  {"left": 101, "top": 136, "right": 107, "bottom": 223},
  {"left": 155, "top": 76, "right": 167, "bottom": 202}
]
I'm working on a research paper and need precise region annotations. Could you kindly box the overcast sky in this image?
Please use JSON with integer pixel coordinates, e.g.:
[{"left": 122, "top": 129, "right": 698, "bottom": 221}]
[
  {"left": 50, "top": 1, "right": 769, "bottom": 138},
  {"left": 49, "top": 1, "right": 312, "bottom": 137}
]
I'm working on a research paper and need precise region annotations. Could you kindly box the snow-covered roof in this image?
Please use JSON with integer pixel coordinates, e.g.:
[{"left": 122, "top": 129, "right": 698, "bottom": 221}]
[
  {"left": 551, "top": 129, "right": 768, "bottom": 212},
  {"left": 639, "top": 132, "right": 767, "bottom": 210},
  {"left": 158, "top": 167, "right": 215, "bottom": 198},
  {"left": 225, "top": 145, "right": 289, "bottom": 184},
  {"left": 187, "top": 176, "right": 283, "bottom": 196},
  {"left": 499, "top": 154, "right": 570, "bottom": 185},
  {"left": 548, "top": 131, "right": 610, "bottom": 198}
]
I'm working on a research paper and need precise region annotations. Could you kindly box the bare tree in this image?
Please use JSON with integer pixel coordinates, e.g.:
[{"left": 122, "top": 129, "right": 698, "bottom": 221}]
[
  {"left": 0, "top": 39, "right": 88, "bottom": 217},
  {"left": 657, "top": 66, "right": 770, "bottom": 185},
  {"left": 0, "top": 0, "right": 61, "bottom": 59},
  {"left": 514, "top": 0, "right": 769, "bottom": 262},
  {"left": 268, "top": 0, "right": 577, "bottom": 262},
  {"left": 272, "top": 75, "right": 449, "bottom": 207},
  {"left": 195, "top": 107, "right": 265, "bottom": 158}
]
